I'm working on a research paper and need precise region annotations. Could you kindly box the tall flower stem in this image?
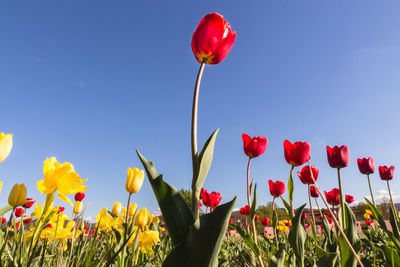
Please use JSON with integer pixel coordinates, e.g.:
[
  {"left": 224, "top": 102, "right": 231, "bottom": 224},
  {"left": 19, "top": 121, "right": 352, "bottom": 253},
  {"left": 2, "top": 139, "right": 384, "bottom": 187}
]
[
  {"left": 246, "top": 157, "right": 264, "bottom": 267},
  {"left": 387, "top": 181, "right": 399, "bottom": 222},
  {"left": 289, "top": 166, "right": 295, "bottom": 218},
  {"left": 308, "top": 184, "right": 316, "bottom": 232},
  {"left": 191, "top": 62, "right": 206, "bottom": 221},
  {"left": 122, "top": 193, "right": 132, "bottom": 267},
  {"left": 272, "top": 197, "right": 279, "bottom": 249},
  {"left": 367, "top": 174, "right": 376, "bottom": 207},
  {"left": 337, "top": 168, "right": 346, "bottom": 228},
  {"left": 315, "top": 198, "right": 322, "bottom": 219}
]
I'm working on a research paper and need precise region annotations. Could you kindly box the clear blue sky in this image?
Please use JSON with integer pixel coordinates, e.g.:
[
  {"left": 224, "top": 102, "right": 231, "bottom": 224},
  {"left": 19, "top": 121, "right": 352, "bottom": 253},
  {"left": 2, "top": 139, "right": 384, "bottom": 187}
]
[{"left": 1, "top": 1, "right": 400, "bottom": 217}]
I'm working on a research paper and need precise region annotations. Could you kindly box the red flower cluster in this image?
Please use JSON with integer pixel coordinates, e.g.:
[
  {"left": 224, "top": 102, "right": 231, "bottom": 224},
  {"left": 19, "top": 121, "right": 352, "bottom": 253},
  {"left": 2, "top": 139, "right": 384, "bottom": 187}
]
[
  {"left": 345, "top": 194, "right": 354, "bottom": 204},
  {"left": 261, "top": 217, "right": 270, "bottom": 226},
  {"left": 283, "top": 140, "right": 311, "bottom": 167},
  {"left": 268, "top": 180, "right": 285, "bottom": 197},
  {"left": 297, "top": 165, "right": 319, "bottom": 184},
  {"left": 200, "top": 188, "right": 222, "bottom": 208},
  {"left": 239, "top": 205, "right": 250, "bottom": 215},
  {"left": 15, "top": 208, "right": 25, "bottom": 218},
  {"left": 365, "top": 220, "right": 374, "bottom": 226},
  {"left": 23, "top": 198, "right": 35, "bottom": 209},
  {"left": 58, "top": 207, "right": 65, "bottom": 213},
  {"left": 326, "top": 145, "right": 349, "bottom": 169},
  {"left": 1, "top": 217, "right": 6, "bottom": 224},
  {"left": 75, "top": 192, "right": 85, "bottom": 202},
  {"left": 324, "top": 188, "right": 340, "bottom": 206},
  {"left": 301, "top": 213, "right": 307, "bottom": 220},
  {"left": 191, "top": 13, "right": 236, "bottom": 64},
  {"left": 310, "top": 185, "right": 319, "bottom": 198},
  {"left": 379, "top": 165, "right": 395, "bottom": 181},
  {"left": 242, "top": 134, "right": 267, "bottom": 158},
  {"left": 357, "top": 157, "right": 375, "bottom": 175}
]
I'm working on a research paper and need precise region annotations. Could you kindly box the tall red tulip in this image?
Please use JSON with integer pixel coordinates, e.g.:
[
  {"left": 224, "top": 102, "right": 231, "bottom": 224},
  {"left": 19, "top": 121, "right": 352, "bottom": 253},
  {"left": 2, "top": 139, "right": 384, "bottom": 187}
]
[
  {"left": 357, "top": 157, "right": 375, "bottom": 175},
  {"left": 261, "top": 217, "right": 270, "bottom": 226},
  {"left": 239, "top": 205, "right": 250, "bottom": 215},
  {"left": 74, "top": 192, "right": 85, "bottom": 202},
  {"left": 15, "top": 208, "right": 25, "bottom": 218},
  {"left": 345, "top": 194, "right": 354, "bottom": 204},
  {"left": 310, "top": 185, "right": 319, "bottom": 198},
  {"left": 297, "top": 165, "right": 319, "bottom": 185},
  {"left": 324, "top": 188, "right": 340, "bottom": 206},
  {"left": 242, "top": 134, "right": 267, "bottom": 158},
  {"left": 23, "top": 198, "right": 35, "bottom": 209},
  {"left": 191, "top": 13, "right": 236, "bottom": 64},
  {"left": 268, "top": 180, "right": 285, "bottom": 198},
  {"left": 379, "top": 165, "right": 394, "bottom": 181},
  {"left": 326, "top": 145, "right": 349, "bottom": 169},
  {"left": 283, "top": 140, "right": 311, "bottom": 167}
]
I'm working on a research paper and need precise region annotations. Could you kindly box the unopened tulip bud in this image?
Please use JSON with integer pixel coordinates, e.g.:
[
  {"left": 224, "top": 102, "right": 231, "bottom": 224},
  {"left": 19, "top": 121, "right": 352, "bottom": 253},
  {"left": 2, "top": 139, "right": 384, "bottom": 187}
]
[
  {"left": 112, "top": 202, "right": 122, "bottom": 216},
  {"left": 126, "top": 167, "right": 144, "bottom": 194},
  {"left": 0, "top": 133, "right": 13, "bottom": 163},
  {"left": 73, "top": 201, "right": 83, "bottom": 214},
  {"left": 8, "top": 184, "right": 27, "bottom": 207},
  {"left": 135, "top": 208, "right": 149, "bottom": 227}
]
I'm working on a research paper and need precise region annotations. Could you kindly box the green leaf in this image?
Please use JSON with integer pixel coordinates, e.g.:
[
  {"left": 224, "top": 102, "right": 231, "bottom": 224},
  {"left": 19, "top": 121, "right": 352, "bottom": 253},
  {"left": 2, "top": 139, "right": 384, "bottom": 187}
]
[
  {"left": 288, "top": 203, "right": 307, "bottom": 265},
  {"left": 390, "top": 204, "right": 400, "bottom": 240},
  {"left": 338, "top": 203, "right": 361, "bottom": 267},
  {"left": 270, "top": 248, "right": 285, "bottom": 267},
  {"left": 162, "top": 197, "right": 236, "bottom": 267},
  {"left": 321, "top": 216, "right": 332, "bottom": 243},
  {"left": 229, "top": 224, "right": 260, "bottom": 257},
  {"left": 316, "top": 253, "right": 338, "bottom": 267},
  {"left": 137, "top": 150, "right": 194, "bottom": 246},
  {"left": 195, "top": 129, "right": 219, "bottom": 192},
  {"left": 380, "top": 245, "right": 400, "bottom": 267},
  {"left": 280, "top": 196, "right": 291, "bottom": 217},
  {"left": 250, "top": 183, "right": 257, "bottom": 219},
  {"left": 288, "top": 169, "right": 294, "bottom": 204},
  {"left": 365, "top": 198, "right": 387, "bottom": 231},
  {"left": 0, "top": 204, "right": 13, "bottom": 216},
  {"left": 112, "top": 228, "right": 122, "bottom": 244}
]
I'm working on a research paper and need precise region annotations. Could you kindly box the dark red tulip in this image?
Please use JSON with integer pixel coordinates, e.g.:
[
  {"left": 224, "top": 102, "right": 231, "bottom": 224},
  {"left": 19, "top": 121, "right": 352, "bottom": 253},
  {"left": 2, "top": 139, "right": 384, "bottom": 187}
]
[
  {"left": 15, "top": 208, "right": 25, "bottom": 218},
  {"left": 379, "top": 165, "right": 395, "bottom": 181},
  {"left": 297, "top": 165, "right": 319, "bottom": 184},
  {"left": 254, "top": 215, "right": 259, "bottom": 221},
  {"left": 305, "top": 223, "right": 310, "bottom": 229},
  {"left": 345, "top": 194, "right": 354, "bottom": 204},
  {"left": 326, "top": 145, "right": 349, "bottom": 168},
  {"left": 191, "top": 13, "right": 236, "bottom": 64},
  {"left": 365, "top": 220, "right": 373, "bottom": 226},
  {"left": 1, "top": 218, "right": 6, "bottom": 224},
  {"left": 301, "top": 213, "right": 307, "bottom": 220},
  {"left": 23, "top": 198, "right": 35, "bottom": 209},
  {"left": 239, "top": 205, "right": 250, "bottom": 215},
  {"left": 268, "top": 180, "right": 285, "bottom": 198},
  {"left": 324, "top": 188, "right": 340, "bottom": 206},
  {"left": 325, "top": 211, "right": 333, "bottom": 219},
  {"left": 357, "top": 157, "right": 375, "bottom": 175},
  {"left": 23, "top": 216, "right": 32, "bottom": 224},
  {"left": 74, "top": 192, "right": 85, "bottom": 202},
  {"left": 283, "top": 140, "right": 311, "bottom": 167},
  {"left": 310, "top": 185, "right": 319, "bottom": 198},
  {"left": 261, "top": 217, "right": 270, "bottom": 226},
  {"left": 201, "top": 190, "right": 222, "bottom": 208},
  {"left": 242, "top": 134, "right": 268, "bottom": 158}
]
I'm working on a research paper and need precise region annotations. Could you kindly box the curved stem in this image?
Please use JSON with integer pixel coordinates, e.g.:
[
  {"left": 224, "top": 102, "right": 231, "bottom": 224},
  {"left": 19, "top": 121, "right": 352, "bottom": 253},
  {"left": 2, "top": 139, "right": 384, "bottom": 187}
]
[
  {"left": 367, "top": 174, "right": 376, "bottom": 207},
  {"left": 246, "top": 158, "right": 252, "bottom": 211},
  {"left": 272, "top": 197, "right": 279, "bottom": 249},
  {"left": 337, "top": 168, "right": 346, "bottom": 228},
  {"left": 387, "top": 181, "right": 399, "bottom": 221},
  {"left": 308, "top": 184, "right": 316, "bottom": 232},
  {"left": 191, "top": 62, "right": 206, "bottom": 220}
]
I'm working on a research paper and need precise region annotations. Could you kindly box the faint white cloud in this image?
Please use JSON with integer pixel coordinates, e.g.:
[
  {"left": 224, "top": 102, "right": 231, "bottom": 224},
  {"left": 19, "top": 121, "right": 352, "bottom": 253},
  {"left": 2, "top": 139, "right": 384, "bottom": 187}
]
[
  {"left": 84, "top": 216, "right": 97, "bottom": 224},
  {"left": 152, "top": 208, "right": 162, "bottom": 217}
]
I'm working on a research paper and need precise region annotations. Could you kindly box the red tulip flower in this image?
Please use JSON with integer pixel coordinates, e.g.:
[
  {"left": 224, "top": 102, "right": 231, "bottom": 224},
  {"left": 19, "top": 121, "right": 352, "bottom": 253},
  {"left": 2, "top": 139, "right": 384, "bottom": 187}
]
[
  {"left": 23, "top": 198, "right": 35, "bottom": 209},
  {"left": 15, "top": 208, "right": 25, "bottom": 218},
  {"left": 297, "top": 165, "right": 319, "bottom": 184},
  {"left": 191, "top": 13, "right": 236, "bottom": 64},
  {"left": 283, "top": 140, "right": 311, "bottom": 167},
  {"left": 44, "top": 223, "right": 52, "bottom": 229},
  {"left": 58, "top": 207, "right": 65, "bottom": 213},
  {"left": 357, "top": 157, "right": 375, "bottom": 175},
  {"left": 229, "top": 218, "right": 233, "bottom": 224},
  {"left": 1, "top": 218, "right": 6, "bottom": 224},
  {"left": 301, "top": 213, "right": 307, "bottom": 220},
  {"left": 379, "top": 165, "right": 395, "bottom": 181},
  {"left": 310, "top": 185, "right": 319, "bottom": 198},
  {"left": 268, "top": 180, "right": 286, "bottom": 198},
  {"left": 201, "top": 190, "right": 222, "bottom": 208},
  {"left": 254, "top": 215, "right": 259, "bottom": 221},
  {"left": 75, "top": 192, "right": 85, "bottom": 202},
  {"left": 365, "top": 220, "right": 373, "bottom": 226},
  {"left": 345, "top": 194, "right": 354, "bottom": 204},
  {"left": 326, "top": 145, "right": 349, "bottom": 169},
  {"left": 324, "top": 188, "right": 340, "bottom": 206},
  {"left": 23, "top": 216, "right": 32, "bottom": 224},
  {"left": 242, "top": 134, "right": 268, "bottom": 158},
  {"left": 239, "top": 205, "right": 250, "bottom": 215},
  {"left": 261, "top": 217, "right": 270, "bottom": 226}
]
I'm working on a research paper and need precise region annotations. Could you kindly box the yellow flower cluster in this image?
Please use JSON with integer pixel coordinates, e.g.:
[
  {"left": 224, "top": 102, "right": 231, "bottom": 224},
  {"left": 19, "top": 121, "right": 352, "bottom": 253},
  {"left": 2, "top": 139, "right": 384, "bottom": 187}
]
[
  {"left": 364, "top": 209, "right": 373, "bottom": 220},
  {"left": 276, "top": 220, "right": 291, "bottom": 233}
]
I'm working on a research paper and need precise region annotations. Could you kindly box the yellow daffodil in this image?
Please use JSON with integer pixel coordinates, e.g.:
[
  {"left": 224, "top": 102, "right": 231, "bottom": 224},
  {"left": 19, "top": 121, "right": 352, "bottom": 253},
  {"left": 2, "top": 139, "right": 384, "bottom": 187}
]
[
  {"left": 112, "top": 202, "right": 122, "bottom": 216},
  {"left": 138, "top": 229, "right": 160, "bottom": 256},
  {"left": 73, "top": 201, "right": 83, "bottom": 214},
  {"left": 135, "top": 208, "right": 150, "bottom": 227},
  {"left": 126, "top": 167, "right": 144, "bottom": 194},
  {"left": 0, "top": 133, "right": 12, "bottom": 163},
  {"left": 36, "top": 157, "right": 87, "bottom": 205},
  {"left": 8, "top": 184, "right": 27, "bottom": 207}
]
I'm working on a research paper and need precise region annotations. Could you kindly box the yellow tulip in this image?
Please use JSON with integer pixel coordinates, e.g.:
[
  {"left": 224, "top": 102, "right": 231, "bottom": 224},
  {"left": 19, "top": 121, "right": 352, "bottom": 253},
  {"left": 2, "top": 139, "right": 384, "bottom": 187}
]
[
  {"left": 126, "top": 167, "right": 144, "bottom": 194},
  {"left": 0, "top": 181, "right": 2, "bottom": 194},
  {"left": 135, "top": 208, "right": 150, "bottom": 227},
  {"left": 364, "top": 213, "right": 370, "bottom": 220},
  {"left": 153, "top": 216, "right": 160, "bottom": 224},
  {"left": 129, "top": 203, "right": 137, "bottom": 217},
  {"left": 112, "top": 202, "right": 122, "bottom": 216},
  {"left": 8, "top": 183, "right": 27, "bottom": 207},
  {"left": 36, "top": 157, "right": 88, "bottom": 205},
  {"left": 73, "top": 201, "right": 83, "bottom": 214},
  {"left": 366, "top": 209, "right": 373, "bottom": 216},
  {"left": 0, "top": 133, "right": 12, "bottom": 163},
  {"left": 148, "top": 215, "right": 154, "bottom": 225}
]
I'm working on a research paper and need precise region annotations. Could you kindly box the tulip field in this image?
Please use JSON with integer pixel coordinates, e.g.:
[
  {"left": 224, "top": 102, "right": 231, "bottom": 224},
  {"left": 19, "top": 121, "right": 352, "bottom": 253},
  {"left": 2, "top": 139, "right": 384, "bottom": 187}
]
[{"left": 1, "top": 11, "right": 400, "bottom": 267}]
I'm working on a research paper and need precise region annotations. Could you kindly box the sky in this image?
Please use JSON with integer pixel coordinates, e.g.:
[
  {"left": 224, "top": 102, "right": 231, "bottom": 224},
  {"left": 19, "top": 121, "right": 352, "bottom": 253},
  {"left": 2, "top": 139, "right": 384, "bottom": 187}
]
[{"left": 1, "top": 1, "right": 400, "bottom": 218}]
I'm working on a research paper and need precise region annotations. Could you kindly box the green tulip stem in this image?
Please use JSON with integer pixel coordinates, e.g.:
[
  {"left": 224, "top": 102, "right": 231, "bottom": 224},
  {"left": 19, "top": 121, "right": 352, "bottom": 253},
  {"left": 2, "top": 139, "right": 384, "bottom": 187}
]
[
  {"left": 308, "top": 184, "right": 316, "bottom": 232},
  {"left": 337, "top": 168, "right": 346, "bottom": 228},
  {"left": 367, "top": 174, "right": 376, "bottom": 207},
  {"left": 387, "top": 181, "right": 399, "bottom": 222},
  {"left": 122, "top": 192, "right": 132, "bottom": 266},
  {"left": 191, "top": 62, "right": 206, "bottom": 220},
  {"left": 289, "top": 165, "right": 295, "bottom": 218},
  {"left": 315, "top": 198, "right": 322, "bottom": 218}
]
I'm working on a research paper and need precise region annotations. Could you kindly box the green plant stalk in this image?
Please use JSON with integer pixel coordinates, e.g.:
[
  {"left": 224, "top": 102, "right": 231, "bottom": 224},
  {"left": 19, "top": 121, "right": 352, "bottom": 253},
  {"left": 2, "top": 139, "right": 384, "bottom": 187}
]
[
  {"left": 289, "top": 166, "right": 295, "bottom": 218},
  {"left": 121, "top": 192, "right": 132, "bottom": 267},
  {"left": 191, "top": 61, "right": 206, "bottom": 221},
  {"left": 272, "top": 197, "right": 279, "bottom": 249},
  {"left": 308, "top": 184, "right": 316, "bottom": 233},
  {"left": 314, "top": 198, "right": 322, "bottom": 218},
  {"left": 367, "top": 174, "right": 376, "bottom": 207},
  {"left": 337, "top": 168, "right": 346, "bottom": 228},
  {"left": 387, "top": 181, "right": 399, "bottom": 222}
]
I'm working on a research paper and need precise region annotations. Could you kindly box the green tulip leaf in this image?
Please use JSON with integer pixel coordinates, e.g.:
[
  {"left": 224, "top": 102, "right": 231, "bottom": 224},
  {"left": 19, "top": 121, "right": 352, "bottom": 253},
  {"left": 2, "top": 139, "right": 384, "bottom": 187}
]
[
  {"left": 316, "top": 253, "right": 338, "bottom": 267},
  {"left": 162, "top": 197, "right": 236, "bottom": 267},
  {"left": 365, "top": 198, "right": 387, "bottom": 231},
  {"left": 250, "top": 183, "right": 257, "bottom": 219},
  {"left": 390, "top": 204, "right": 400, "bottom": 240},
  {"left": 280, "top": 196, "right": 291, "bottom": 217},
  {"left": 288, "top": 203, "right": 307, "bottom": 265},
  {"left": 288, "top": 170, "right": 294, "bottom": 204},
  {"left": 195, "top": 129, "right": 219, "bottom": 193},
  {"left": 137, "top": 150, "right": 194, "bottom": 246},
  {"left": 338, "top": 204, "right": 360, "bottom": 267},
  {"left": 270, "top": 248, "right": 285, "bottom": 267},
  {"left": 0, "top": 204, "right": 13, "bottom": 217},
  {"left": 229, "top": 223, "right": 260, "bottom": 257},
  {"left": 380, "top": 245, "right": 400, "bottom": 267}
]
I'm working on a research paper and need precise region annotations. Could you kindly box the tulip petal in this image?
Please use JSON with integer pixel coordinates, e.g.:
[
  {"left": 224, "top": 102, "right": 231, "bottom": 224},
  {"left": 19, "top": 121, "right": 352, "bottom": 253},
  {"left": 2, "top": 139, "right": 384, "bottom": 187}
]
[{"left": 0, "top": 133, "right": 13, "bottom": 163}]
